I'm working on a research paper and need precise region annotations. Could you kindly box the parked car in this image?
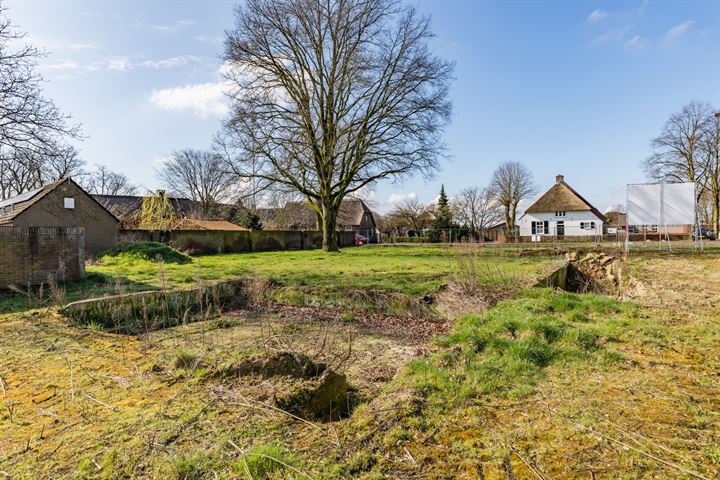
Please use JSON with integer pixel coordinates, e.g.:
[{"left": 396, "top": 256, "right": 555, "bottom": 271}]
[
  {"left": 355, "top": 233, "right": 369, "bottom": 245},
  {"left": 692, "top": 227, "right": 716, "bottom": 241}
]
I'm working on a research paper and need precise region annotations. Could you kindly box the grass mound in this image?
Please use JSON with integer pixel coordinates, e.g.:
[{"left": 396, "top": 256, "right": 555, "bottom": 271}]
[
  {"left": 100, "top": 242, "right": 192, "bottom": 265},
  {"left": 406, "top": 288, "right": 635, "bottom": 400}
]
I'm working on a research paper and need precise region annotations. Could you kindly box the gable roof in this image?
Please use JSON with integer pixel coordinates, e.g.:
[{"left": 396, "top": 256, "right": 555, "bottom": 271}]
[
  {"left": 172, "top": 218, "right": 248, "bottom": 231},
  {"left": 93, "top": 194, "right": 243, "bottom": 222},
  {"left": 0, "top": 177, "right": 119, "bottom": 225},
  {"left": 524, "top": 178, "right": 606, "bottom": 221},
  {"left": 94, "top": 194, "right": 199, "bottom": 218}
]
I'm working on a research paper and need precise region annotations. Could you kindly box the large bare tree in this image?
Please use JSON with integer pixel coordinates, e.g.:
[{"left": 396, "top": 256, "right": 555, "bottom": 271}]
[
  {"left": 0, "top": 3, "right": 82, "bottom": 199},
  {"left": 221, "top": 0, "right": 453, "bottom": 251},
  {"left": 386, "top": 198, "right": 432, "bottom": 233},
  {"left": 157, "top": 149, "right": 236, "bottom": 214},
  {"left": 452, "top": 186, "right": 502, "bottom": 236},
  {"left": 489, "top": 161, "right": 536, "bottom": 233},
  {"left": 642, "top": 101, "right": 712, "bottom": 193},
  {"left": 701, "top": 111, "right": 720, "bottom": 234},
  {"left": 82, "top": 165, "right": 139, "bottom": 196}
]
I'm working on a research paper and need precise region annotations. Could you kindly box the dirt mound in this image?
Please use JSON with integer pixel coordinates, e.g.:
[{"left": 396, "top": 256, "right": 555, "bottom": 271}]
[
  {"left": 566, "top": 252, "right": 624, "bottom": 294},
  {"left": 230, "top": 351, "right": 327, "bottom": 379},
  {"left": 224, "top": 351, "right": 349, "bottom": 421},
  {"left": 275, "top": 370, "right": 349, "bottom": 421}
]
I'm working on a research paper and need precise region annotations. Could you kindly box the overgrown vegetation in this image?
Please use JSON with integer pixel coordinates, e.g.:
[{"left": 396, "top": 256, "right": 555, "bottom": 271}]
[
  {"left": 88, "top": 246, "right": 554, "bottom": 298},
  {"left": 3, "top": 250, "right": 720, "bottom": 479},
  {"left": 99, "top": 242, "right": 191, "bottom": 266},
  {"left": 406, "top": 289, "right": 633, "bottom": 400},
  {"left": 138, "top": 192, "right": 178, "bottom": 231}
]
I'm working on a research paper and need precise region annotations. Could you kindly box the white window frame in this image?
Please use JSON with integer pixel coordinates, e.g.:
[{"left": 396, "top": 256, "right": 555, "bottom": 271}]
[
  {"left": 580, "top": 221, "right": 596, "bottom": 230},
  {"left": 533, "top": 221, "right": 545, "bottom": 234},
  {"left": 64, "top": 197, "right": 75, "bottom": 209},
  {"left": 554, "top": 211, "right": 566, "bottom": 217}
]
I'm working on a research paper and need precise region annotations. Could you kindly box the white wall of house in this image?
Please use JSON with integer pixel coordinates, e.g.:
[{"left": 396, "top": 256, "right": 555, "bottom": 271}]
[{"left": 517, "top": 210, "right": 603, "bottom": 237}]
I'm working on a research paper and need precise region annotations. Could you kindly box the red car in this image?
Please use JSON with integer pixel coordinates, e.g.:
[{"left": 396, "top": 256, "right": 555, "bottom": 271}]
[{"left": 355, "top": 234, "right": 369, "bottom": 245}]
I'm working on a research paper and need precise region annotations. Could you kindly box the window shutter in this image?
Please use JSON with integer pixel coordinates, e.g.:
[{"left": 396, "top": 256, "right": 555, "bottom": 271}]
[
  {"left": 531, "top": 222, "right": 536, "bottom": 234},
  {"left": 544, "top": 221, "right": 549, "bottom": 234}
]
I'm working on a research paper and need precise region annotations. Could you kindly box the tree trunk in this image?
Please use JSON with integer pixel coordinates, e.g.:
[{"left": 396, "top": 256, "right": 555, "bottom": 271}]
[
  {"left": 713, "top": 191, "right": 720, "bottom": 236},
  {"left": 321, "top": 201, "right": 339, "bottom": 252},
  {"left": 504, "top": 207, "right": 512, "bottom": 235}
]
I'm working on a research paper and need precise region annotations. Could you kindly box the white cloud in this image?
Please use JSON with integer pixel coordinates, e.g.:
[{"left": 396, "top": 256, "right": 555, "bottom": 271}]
[
  {"left": 143, "top": 19, "right": 195, "bottom": 32},
  {"left": 387, "top": 192, "right": 417, "bottom": 205},
  {"left": 68, "top": 42, "right": 102, "bottom": 50},
  {"left": 106, "top": 56, "right": 132, "bottom": 72},
  {"left": 40, "top": 55, "right": 201, "bottom": 74},
  {"left": 149, "top": 81, "right": 229, "bottom": 119},
  {"left": 587, "top": 9, "right": 609, "bottom": 23},
  {"left": 195, "top": 35, "right": 224, "bottom": 45},
  {"left": 663, "top": 20, "right": 693, "bottom": 43},
  {"left": 624, "top": 35, "right": 644, "bottom": 52},
  {"left": 137, "top": 55, "right": 201, "bottom": 69},
  {"left": 44, "top": 61, "right": 83, "bottom": 71},
  {"left": 591, "top": 25, "right": 633, "bottom": 44}
]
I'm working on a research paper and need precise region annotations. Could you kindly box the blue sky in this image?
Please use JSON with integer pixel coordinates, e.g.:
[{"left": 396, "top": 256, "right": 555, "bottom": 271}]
[{"left": 6, "top": 0, "right": 719, "bottom": 213}]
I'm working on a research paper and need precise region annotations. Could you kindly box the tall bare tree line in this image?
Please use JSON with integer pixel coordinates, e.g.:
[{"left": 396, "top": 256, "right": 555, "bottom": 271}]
[
  {"left": 643, "top": 101, "right": 720, "bottom": 233},
  {"left": 0, "top": 4, "right": 139, "bottom": 200},
  {"left": 0, "top": 3, "right": 83, "bottom": 199}
]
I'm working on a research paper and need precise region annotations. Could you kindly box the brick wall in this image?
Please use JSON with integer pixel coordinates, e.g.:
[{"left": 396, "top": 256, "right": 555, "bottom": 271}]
[
  {"left": 0, "top": 226, "right": 85, "bottom": 289},
  {"left": 117, "top": 230, "right": 356, "bottom": 254}
]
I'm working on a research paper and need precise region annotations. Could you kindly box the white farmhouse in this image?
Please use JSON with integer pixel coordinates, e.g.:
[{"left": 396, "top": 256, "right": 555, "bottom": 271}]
[{"left": 517, "top": 175, "right": 605, "bottom": 238}]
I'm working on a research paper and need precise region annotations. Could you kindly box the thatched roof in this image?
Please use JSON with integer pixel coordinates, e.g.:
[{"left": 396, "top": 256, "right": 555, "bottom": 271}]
[{"left": 525, "top": 176, "right": 605, "bottom": 221}]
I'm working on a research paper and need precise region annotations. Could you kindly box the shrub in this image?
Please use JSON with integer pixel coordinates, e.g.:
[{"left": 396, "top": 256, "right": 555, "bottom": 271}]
[{"left": 100, "top": 242, "right": 191, "bottom": 265}]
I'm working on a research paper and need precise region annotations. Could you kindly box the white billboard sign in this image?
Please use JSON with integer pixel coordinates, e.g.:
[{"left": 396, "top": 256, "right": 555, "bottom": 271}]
[{"left": 627, "top": 183, "right": 695, "bottom": 226}]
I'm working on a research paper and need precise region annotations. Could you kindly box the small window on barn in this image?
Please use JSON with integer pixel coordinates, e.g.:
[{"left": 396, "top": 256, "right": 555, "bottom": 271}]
[{"left": 64, "top": 197, "right": 75, "bottom": 209}]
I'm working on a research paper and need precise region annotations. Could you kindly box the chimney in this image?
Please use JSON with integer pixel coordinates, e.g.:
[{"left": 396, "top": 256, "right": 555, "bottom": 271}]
[{"left": 555, "top": 175, "right": 564, "bottom": 184}]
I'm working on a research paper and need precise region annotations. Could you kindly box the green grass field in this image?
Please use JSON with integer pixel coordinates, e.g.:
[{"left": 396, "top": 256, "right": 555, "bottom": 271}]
[
  {"left": 0, "top": 244, "right": 556, "bottom": 315},
  {"left": 89, "top": 245, "right": 553, "bottom": 296}
]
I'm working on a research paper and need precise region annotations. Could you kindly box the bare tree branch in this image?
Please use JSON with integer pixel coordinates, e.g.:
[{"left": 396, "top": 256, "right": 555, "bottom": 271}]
[
  {"left": 488, "top": 161, "right": 536, "bottom": 232},
  {"left": 220, "top": 0, "right": 453, "bottom": 250},
  {"left": 0, "top": 4, "right": 83, "bottom": 199},
  {"left": 156, "top": 149, "right": 237, "bottom": 216},
  {"left": 81, "top": 165, "right": 139, "bottom": 195}
]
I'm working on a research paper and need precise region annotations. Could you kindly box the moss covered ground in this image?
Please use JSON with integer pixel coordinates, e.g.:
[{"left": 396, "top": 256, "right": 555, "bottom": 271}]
[{"left": 1, "top": 247, "right": 719, "bottom": 478}]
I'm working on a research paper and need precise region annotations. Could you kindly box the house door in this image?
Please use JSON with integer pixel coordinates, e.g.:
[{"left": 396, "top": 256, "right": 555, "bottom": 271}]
[{"left": 556, "top": 221, "right": 565, "bottom": 237}]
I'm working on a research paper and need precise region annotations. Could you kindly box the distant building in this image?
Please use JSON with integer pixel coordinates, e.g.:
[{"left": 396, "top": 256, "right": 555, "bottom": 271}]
[
  {"left": 258, "top": 199, "right": 377, "bottom": 235},
  {"left": 0, "top": 178, "right": 120, "bottom": 253},
  {"left": 171, "top": 218, "right": 248, "bottom": 231},
  {"left": 517, "top": 175, "right": 605, "bottom": 238},
  {"left": 93, "top": 193, "right": 243, "bottom": 228}
]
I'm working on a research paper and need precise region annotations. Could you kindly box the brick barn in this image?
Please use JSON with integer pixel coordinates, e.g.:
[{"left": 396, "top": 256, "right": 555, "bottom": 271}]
[{"left": 0, "top": 178, "right": 120, "bottom": 254}]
